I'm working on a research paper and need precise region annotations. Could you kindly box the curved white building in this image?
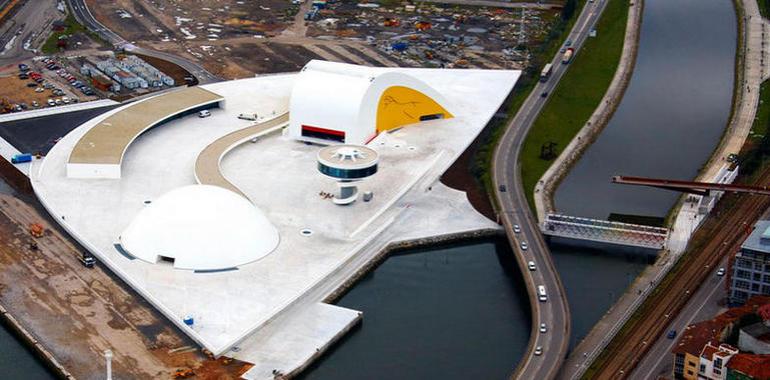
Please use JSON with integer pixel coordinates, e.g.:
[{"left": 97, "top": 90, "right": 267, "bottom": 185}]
[
  {"left": 288, "top": 60, "right": 454, "bottom": 145},
  {"left": 120, "top": 185, "right": 279, "bottom": 271}
]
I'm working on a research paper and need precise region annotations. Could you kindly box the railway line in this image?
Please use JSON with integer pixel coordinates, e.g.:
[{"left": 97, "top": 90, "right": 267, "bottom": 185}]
[{"left": 589, "top": 169, "right": 770, "bottom": 379}]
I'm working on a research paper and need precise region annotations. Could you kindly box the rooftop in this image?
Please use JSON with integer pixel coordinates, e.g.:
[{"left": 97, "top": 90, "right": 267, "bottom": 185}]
[
  {"left": 742, "top": 220, "right": 770, "bottom": 254},
  {"left": 726, "top": 353, "right": 770, "bottom": 379},
  {"left": 68, "top": 86, "right": 223, "bottom": 165}
]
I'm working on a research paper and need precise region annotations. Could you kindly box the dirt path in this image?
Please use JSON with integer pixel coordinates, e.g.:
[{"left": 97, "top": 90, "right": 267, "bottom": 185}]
[{"left": 0, "top": 194, "right": 251, "bottom": 379}]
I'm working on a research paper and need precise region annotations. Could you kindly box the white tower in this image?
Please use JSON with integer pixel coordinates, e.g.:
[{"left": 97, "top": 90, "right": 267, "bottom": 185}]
[{"left": 317, "top": 145, "right": 379, "bottom": 205}]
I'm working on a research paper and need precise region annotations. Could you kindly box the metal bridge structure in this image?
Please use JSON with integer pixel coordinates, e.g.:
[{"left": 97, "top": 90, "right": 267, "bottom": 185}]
[
  {"left": 542, "top": 213, "right": 669, "bottom": 250},
  {"left": 611, "top": 175, "right": 769, "bottom": 196}
]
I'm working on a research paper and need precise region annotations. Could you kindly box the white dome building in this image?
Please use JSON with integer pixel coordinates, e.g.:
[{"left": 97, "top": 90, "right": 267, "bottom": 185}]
[{"left": 120, "top": 185, "right": 279, "bottom": 271}]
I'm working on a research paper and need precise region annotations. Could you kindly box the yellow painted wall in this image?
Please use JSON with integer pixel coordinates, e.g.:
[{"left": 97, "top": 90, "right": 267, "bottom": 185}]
[
  {"left": 683, "top": 353, "right": 699, "bottom": 380},
  {"left": 376, "top": 86, "right": 453, "bottom": 132}
]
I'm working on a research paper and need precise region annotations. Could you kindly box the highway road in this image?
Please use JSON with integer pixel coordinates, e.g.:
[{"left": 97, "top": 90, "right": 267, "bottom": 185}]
[
  {"left": 629, "top": 258, "right": 728, "bottom": 380},
  {"left": 65, "top": 0, "right": 221, "bottom": 84},
  {"left": 491, "top": 1, "right": 610, "bottom": 379},
  {"left": 0, "top": 0, "right": 59, "bottom": 66}
]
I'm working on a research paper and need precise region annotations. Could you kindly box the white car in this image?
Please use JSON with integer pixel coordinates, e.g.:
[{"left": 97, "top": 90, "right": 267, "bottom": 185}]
[
  {"left": 540, "top": 323, "right": 547, "bottom": 333},
  {"left": 513, "top": 224, "right": 521, "bottom": 233},
  {"left": 528, "top": 261, "right": 536, "bottom": 271},
  {"left": 520, "top": 241, "right": 528, "bottom": 251},
  {"left": 717, "top": 268, "right": 725, "bottom": 276},
  {"left": 534, "top": 346, "right": 543, "bottom": 356},
  {"left": 238, "top": 113, "right": 257, "bottom": 121},
  {"left": 198, "top": 110, "right": 212, "bottom": 118}
]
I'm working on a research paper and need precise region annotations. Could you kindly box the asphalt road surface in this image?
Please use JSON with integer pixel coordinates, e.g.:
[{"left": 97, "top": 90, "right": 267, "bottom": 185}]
[
  {"left": 628, "top": 259, "right": 727, "bottom": 380},
  {"left": 0, "top": 0, "right": 59, "bottom": 66},
  {"left": 65, "top": 0, "right": 221, "bottom": 84},
  {"left": 491, "top": 1, "right": 610, "bottom": 379}
]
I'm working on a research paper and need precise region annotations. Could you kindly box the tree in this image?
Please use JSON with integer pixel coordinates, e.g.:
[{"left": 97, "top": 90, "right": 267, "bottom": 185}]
[{"left": 562, "top": 0, "right": 577, "bottom": 21}]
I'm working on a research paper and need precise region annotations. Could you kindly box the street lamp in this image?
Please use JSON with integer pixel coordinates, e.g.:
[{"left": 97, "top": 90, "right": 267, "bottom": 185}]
[{"left": 104, "top": 349, "right": 113, "bottom": 380}]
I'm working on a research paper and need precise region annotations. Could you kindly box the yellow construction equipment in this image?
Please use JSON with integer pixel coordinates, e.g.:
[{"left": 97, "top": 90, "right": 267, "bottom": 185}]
[{"left": 173, "top": 368, "right": 195, "bottom": 378}]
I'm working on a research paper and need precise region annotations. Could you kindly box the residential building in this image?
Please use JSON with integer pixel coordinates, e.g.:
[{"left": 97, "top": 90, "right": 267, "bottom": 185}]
[
  {"left": 726, "top": 354, "right": 770, "bottom": 380},
  {"left": 731, "top": 221, "right": 770, "bottom": 304},
  {"left": 698, "top": 342, "right": 738, "bottom": 380}
]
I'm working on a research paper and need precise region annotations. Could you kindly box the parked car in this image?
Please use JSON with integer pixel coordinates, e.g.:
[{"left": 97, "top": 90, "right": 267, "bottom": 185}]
[
  {"left": 26, "top": 82, "right": 37, "bottom": 88},
  {"left": 62, "top": 97, "right": 70, "bottom": 104},
  {"left": 54, "top": 98, "right": 63, "bottom": 105},
  {"left": 31, "top": 101, "right": 39, "bottom": 108},
  {"left": 198, "top": 110, "right": 212, "bottom": 118},
  {"left": 35, "top": 87, "right": 44, "bottom": 92},
  {"left": 47, "top": 99, "right": 55, "bottom": 107}
]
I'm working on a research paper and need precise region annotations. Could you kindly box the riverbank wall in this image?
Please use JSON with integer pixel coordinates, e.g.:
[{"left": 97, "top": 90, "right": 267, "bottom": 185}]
[
  {"left": 0, "top": 302, "right": 75, "bottom": 379},
  {"left": 533, "top": 0, "right": 644, "bottom": 223},
  {"left": 323, "top": 228, "right": 503, "bottom": 303}
]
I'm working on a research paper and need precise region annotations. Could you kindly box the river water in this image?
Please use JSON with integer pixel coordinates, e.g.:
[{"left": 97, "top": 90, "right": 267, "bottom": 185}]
[
  {"left": 299, "top": 239, "right": 530, "bottom": 380},
  {"left": 0, "top": 0, "right": 737, "bottom": 375},
  {"left": 552, "top": 0, "right": 736, "bottom": 348}
]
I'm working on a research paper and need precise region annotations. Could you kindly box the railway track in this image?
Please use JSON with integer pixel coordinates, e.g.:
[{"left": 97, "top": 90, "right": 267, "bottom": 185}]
[{"left": 590, "top": 169, "right": 770, "bottom": 379}]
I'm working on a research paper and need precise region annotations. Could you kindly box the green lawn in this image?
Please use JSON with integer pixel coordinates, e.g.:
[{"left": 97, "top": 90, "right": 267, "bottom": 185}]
[
  {"left": 759, "top": 0, "right": 770, "bottom": 19},
  {"left": 41, "top": 13, "right": 89, "bottom": 54},
  {"left": 519, "top": 0, "right": 630, "bottom": 209},
  {"left": 752, "top": 80, "right": 770, "bottom": 137}
]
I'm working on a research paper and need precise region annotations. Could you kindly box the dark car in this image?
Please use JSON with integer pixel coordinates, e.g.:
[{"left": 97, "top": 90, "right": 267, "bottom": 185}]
[
  {"left": 667, "top": 330, "right": 677, "bottom": 339},
  {"left": 541, "top": 91, "right": 549, "bottom": 98},
  {"left": 499, "top": 184, "right": 507, "bottom": 192}
]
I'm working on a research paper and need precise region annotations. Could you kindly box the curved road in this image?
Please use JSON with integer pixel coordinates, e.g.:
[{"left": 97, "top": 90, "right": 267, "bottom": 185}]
[
  {"left": 65, "top": 0, "right": 221, "bottom": 84},
  {"left": 492, "top": 1, "right": 610, "bottom": 379}
]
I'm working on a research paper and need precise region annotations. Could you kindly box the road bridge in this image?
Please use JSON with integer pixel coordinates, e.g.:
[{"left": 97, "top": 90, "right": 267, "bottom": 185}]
[
  {"left": 492, "top": 0, "right": 610, "bottom": 378},
  {"left": 542, "top": 213, "right": 669, "bottom": 250}
]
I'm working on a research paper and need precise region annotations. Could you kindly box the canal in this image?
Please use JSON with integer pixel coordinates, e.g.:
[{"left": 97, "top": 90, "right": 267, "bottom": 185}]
[
  {"left": 299, "top": 238, "right": 530, "bottom": 380},
  {"left": 553, "top": 0, "right": 736, "bottom": 347}
]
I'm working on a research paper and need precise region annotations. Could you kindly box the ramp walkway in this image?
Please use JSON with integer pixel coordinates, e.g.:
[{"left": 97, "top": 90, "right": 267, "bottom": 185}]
[
  {"left": 67, "top": 87, "right": 223, "bottom": 178},
  {"left": 194, "top": 112, "right": 289, "bottom": 199}
]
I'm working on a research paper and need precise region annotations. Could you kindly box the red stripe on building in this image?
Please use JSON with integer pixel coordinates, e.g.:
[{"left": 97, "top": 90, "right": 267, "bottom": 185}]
[{"left": 301, "top": 125, "right": 345, "bottom": 137}]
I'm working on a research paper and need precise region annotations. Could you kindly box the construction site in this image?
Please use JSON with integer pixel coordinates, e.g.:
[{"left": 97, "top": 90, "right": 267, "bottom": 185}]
[{"left": 84, "top": 0, "right": 563, "bottom": 78}]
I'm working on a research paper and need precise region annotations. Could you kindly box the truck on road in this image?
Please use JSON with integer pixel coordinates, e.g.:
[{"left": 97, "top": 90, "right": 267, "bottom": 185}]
[
  {"left": 540, "top": 63, "right": 553, "bottom": 82},
  {"left": 562, "top": 48, "right": 574, "bottom": 64}
]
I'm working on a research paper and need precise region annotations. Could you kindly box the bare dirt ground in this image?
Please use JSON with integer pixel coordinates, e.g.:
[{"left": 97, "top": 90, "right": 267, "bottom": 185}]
[{"left": 0, "top": 193, "right": 251, "bottom": 379}]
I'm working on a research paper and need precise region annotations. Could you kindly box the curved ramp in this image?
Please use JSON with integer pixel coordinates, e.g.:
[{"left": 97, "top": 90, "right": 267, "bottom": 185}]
[
  {"left": 194, "top": 112, "right": 290, "bottom": 199},
  {"left": 67, "top": 87, "right": 223, "bottom": 179}
]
